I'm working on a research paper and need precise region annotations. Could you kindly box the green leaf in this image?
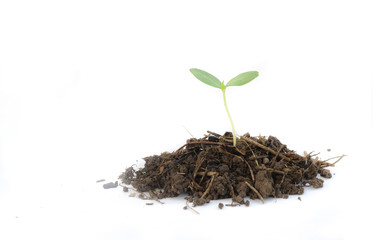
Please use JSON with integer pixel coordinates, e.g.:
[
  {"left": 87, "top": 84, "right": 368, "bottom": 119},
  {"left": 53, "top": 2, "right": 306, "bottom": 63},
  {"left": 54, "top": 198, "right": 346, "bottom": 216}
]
[
  {"left": 226, "top": 71, "right": 259, "bottom": 87},
  {"left": 190, "top": 68, "right": 222, "bottom": 89}
]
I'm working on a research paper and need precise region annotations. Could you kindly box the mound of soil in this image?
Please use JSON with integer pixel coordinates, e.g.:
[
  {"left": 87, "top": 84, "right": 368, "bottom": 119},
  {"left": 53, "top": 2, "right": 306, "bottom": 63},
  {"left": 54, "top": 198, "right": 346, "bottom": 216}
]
[{"left": 120, "top": 131, "right": 338, "bottom": 207}]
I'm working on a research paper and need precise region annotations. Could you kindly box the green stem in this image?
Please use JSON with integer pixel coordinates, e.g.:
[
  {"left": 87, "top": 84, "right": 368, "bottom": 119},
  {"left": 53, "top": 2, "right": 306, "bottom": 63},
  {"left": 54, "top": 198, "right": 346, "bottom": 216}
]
[{"left": 221, "top": 87, "right": 236, "bottom": 146}]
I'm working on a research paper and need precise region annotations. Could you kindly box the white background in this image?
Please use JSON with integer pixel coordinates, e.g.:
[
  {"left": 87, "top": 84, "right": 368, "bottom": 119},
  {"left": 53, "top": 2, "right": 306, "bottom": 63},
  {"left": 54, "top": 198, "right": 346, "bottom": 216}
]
[{"left": 1, "top": 0, "right": 372, "bottom": 239}]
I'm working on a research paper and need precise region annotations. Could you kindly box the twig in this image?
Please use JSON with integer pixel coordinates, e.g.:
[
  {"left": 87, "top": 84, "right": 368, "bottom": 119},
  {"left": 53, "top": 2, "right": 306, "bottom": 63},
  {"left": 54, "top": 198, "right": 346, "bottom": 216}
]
[
  {"left": 323, "top": 155, "right": 345, "bottom": 163},
  {"left": 185, "top": 200, "right": 200, "bottom": 215},
  {"left": 280, "top": 173, "right": 286, "bottom": 185},
  {"left": 243, "top": 140, "right": 260, "bottom": 166},
  {"left": 207, "top": 131, "right": 221, "bottom": 137},
  {"left": 248, "top": 155, "right": 268, "bottom": 160},
  {"left": 245, "top": 181, "right": 264, "bottom": 204},
  {"left": 317, "top": 155, "right": 345, "bottom": 167},
  {"left": 188, "top": 141, "right": 224, "bottom": 145},
  {"left": 183, "top": 125, "right": 195, "bottom": 138},
  {"left": 176, "top": 141, "right": 223, "bottom": 152},
  {"left": 331, "top": 154, "right": 346, "bottom": 165},
  {"left": 198, "top": 168, "right": 207, "bottom": 185},
  {"left": 201, "top": 175, "right": 215, "bottom": 199},
  {"left": 242, "top": 137, "right": 291, "bottom": 161},
  {"left": 193, "top": 154, "right": 205, "bottom": 178},
  {"left": 247, "top": 162, "right": 255, "bottom": 182},
  {"left": 271, "top": 144, "right": 284, "bottom": 162},
  {"left": 148, "top": 190, "right": 165, "bottom": 205},
  {"left": 310, "top": 152, "right": 321, "bottom": 157},
  {"left": 189, "top": 173, "right": 204, "bottom": 190}
]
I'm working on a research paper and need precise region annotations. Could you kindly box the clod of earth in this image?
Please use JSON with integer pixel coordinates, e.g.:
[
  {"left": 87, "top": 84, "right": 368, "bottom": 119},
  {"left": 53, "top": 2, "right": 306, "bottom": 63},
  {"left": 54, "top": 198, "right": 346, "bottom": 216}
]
[{"left": 120, "top": 132, "right": 343, "bottom": 207}]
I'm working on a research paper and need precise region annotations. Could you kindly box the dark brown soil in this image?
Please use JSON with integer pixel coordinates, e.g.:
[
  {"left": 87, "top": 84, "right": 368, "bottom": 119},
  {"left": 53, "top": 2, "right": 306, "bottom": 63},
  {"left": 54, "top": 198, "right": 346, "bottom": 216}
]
[{"left": 120, "top": 131, "right": 340, "bottom": 207}]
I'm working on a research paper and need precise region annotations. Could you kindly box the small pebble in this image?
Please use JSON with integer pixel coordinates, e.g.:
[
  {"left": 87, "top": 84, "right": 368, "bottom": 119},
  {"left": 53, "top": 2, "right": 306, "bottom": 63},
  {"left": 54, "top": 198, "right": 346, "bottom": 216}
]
[
  {"left": 103, "top": 181, "right": 118, "bottom": 189},
  {"left": 218, "top": 203, "right": 224, "bottom": 209},
  {"left": 298, "top": 197, "right": 302, "bottom": 201},
  {"left": 327, "top": 149, "right": 331, "bottom": 152},
  {"left": 123, "top": 186, "right": 129, "bottom": 192},
  {"left": 129, "top": 193, "right": 136, "bottom": 197},
  {"left": 138, "top": 194, "right": 147, "bottom": 200},
  {"left": 146, "top": 203, "right": 154, "bottom": 206},
  {"left": 245, "top": 200, "right": 250, "bottom": 207},
  {"left": 263, "top": 158, "right": 270, "bottom": 164},
  {"left": 96, "top": 179, "right": 105, "bottom": 183},
  {"left": 183, "top": 206, "right": 188, "bottom": 210}
]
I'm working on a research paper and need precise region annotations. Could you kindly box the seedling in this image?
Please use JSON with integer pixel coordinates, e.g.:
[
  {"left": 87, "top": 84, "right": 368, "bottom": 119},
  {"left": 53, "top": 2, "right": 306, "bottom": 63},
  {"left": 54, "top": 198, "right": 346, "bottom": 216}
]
[
  {"left": 189, "top": 68, "right": 259, "bottom": 146},
  {"left": 121, "top": 69, "right": 341, "bottom": 209}
]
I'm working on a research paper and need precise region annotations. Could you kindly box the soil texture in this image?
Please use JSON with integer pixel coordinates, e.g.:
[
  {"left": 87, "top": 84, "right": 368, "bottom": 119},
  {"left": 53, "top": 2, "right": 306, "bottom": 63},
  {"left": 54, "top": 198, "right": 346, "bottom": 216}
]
[{"left": 120, "top": 131, "right": 341, "bottom": 207}]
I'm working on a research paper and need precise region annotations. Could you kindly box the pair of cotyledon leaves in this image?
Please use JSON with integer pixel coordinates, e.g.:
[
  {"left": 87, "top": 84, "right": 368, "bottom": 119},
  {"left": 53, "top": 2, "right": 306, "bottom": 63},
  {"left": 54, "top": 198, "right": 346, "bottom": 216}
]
[{"left": 190, "top": 68, "right": 259, "bottom": 89}]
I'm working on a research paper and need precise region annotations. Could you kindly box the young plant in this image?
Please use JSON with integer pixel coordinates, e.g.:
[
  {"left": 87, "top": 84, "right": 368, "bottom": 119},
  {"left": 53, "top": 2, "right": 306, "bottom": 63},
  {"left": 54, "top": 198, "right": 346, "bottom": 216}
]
[{"left": 190, "top": 68, "right": 259, "bottom": 147}]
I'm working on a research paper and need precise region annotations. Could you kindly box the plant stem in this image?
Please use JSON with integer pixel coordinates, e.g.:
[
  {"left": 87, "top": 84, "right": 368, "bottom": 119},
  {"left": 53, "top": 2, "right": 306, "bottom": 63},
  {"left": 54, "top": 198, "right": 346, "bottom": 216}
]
[{"left": 221, "top": 87, "right": 236, "bottom": 146}]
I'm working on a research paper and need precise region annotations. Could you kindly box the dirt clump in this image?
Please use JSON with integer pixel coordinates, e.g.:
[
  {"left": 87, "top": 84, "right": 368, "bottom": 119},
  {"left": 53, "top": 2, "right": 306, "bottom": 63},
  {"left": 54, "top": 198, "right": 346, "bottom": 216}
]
[{"left": 119, "top": 131, "right": 341, "bottom": 207}]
